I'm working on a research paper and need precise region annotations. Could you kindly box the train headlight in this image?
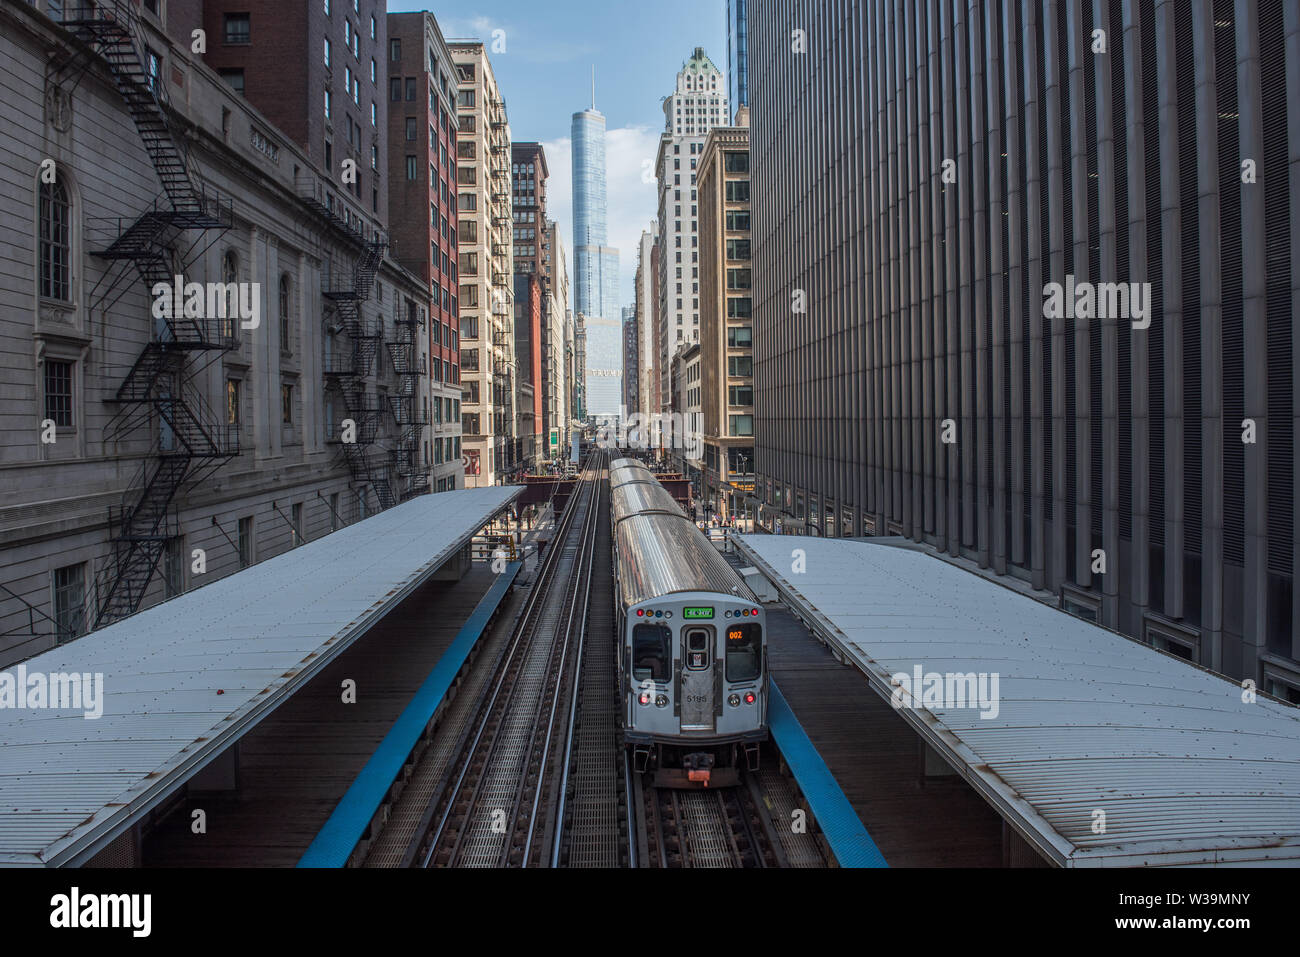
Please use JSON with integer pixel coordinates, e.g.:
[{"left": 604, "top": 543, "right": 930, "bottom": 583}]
[
  {"left": 665, "top": 611, "right": 672, "bottom": 619},
  {"left": 656, "top": 694, "right": 668, "bottom": 707},
  {"left": 744, "top": 691, "right": 756, "bottom": 705},
  {"left": 639, "top": 692, "right": 652, "bottom": 706},
  {"left": 724, "top": 610, "right": 732, "bottom": 618},
  {"left": 728, "top": 693, "right": 740, "bottom": 707}
]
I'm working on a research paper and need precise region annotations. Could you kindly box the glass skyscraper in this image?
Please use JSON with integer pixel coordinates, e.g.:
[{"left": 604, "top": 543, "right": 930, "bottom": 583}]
[
  {"left": 726, "top": 0, "right": 749, "bottom": 121},
  {"left": 571, "top": 103, "right": 622, "bottom": 416}
]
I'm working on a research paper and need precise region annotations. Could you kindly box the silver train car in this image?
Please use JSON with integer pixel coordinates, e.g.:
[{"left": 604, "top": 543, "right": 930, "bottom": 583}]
[{"left": 610, "top": 459, "right": 768, "bottom": 788}]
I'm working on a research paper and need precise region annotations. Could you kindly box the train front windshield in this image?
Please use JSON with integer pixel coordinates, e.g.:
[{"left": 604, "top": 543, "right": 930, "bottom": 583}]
[
  {"left": 633, "top": 623, "right": 672, "bottom": 681},
  {"left": 725, "top": 623, "right": 762, "bottom": 681}
]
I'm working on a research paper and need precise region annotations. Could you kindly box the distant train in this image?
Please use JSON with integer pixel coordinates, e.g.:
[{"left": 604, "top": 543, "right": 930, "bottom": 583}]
[{"left": 609, "top": 457, "right": 768, "bottom": 788}]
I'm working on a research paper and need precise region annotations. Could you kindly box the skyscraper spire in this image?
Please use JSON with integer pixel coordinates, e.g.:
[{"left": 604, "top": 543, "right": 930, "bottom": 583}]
[{"left": 591, "top": 64, "right": 596, "bottom": 111}]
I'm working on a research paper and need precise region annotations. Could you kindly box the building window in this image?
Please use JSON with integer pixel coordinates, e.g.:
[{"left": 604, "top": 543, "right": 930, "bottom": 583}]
[
  {"left": 726, "top": 268, "right": 751, "bottom": 290},
  {"left": 370, "top": 14, "right": 376, "bottom": 39},
  {"left": 220, "top": 68, "right": 245, "bottom": 95},
  {"left": 237, "top": 516, "right": 253, "bottom": 568},
  {"left": 727, "top": 356, "right": 752, "bottom": 377},
  {"left": 163, "top": 538, "right": 184, "bottom": 599},
  {"left": 405, "top": 155, "right": 417, "bottom": 180},
  {"left": 43, "top": 359, "right": 73, "bottom": 428},
  {"left": 405, "top": 77, "right": 416, "bottom": 101},
  {"left": 725, "top": 180, "right": 750, "bottom": 202},
  {"left": 725, "top": 210, "right": 750, "bottom": 231},
  {"left": 370, "top": 101, "right": 377, "bottom": 126},
  {"left": 725, "top": 238, "right": 751, "bottom": 260},
  {"left": 291, "top": 503, "right": 304, "bottom": 546},
  {"left": 727, "top": 326, "right": 753, "bottom": 349},
  {"left": 281, "top": 383, "right": 293, "bottom": 425},
  {"left": 223, "top": 12, "right": 250, "bottom": 44},
  {"left": 324, "top": 88, "right": 331, "bottom": 119},
  {"left": 226, "top": 378, "right": 241, "bottom": 426},
  {"left": 729, "top": 414, "right": 754, "bottom": 436},
  {"left": 329, "top": 492, "right": 341, "bottom": 531},
  {"left": 390, "top": 76, "right": 401, "bottom": 102},
  {"left": 52, "top": 563, "right": 85, "bottom": 643},
  {"left": 390, "top": 38, "right": 401, "bottom": 61},
  {"left": 38, "top": 179, "right": 71, "bottom": 301},
  {"left": 324, "top": 37, "right": 331, "bottom": 67},
  {"left": 278, "top": 274, "right": 291, "bottom": 353},
  {"left": 728, "top": 385, "right": 753, "bottom": 406},
  {"left": 145, "top": 48, "right": 161, "bottom": 91}
]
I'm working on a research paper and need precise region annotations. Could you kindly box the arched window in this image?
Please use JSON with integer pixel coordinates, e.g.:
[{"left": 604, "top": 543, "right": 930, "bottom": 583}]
[
  {"left": 279, "top": 273, "right": 292, "bottom": 353},
  {"left": 39, "top": 179, "right": 71, "bottom": 301}
]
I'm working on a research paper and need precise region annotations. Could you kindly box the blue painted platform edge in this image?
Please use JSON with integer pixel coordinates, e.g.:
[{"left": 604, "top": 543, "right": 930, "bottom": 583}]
[
  {"left": 768, "top": 679, "right": 888, "bottom": 868},
  {"left": 298, "top": 562, "right": 522, "bottom": 867}
]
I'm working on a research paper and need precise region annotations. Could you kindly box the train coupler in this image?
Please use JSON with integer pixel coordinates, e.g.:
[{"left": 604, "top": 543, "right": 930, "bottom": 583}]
[{"left": 683, "top": 752, "right": 715, "bottom": 786}]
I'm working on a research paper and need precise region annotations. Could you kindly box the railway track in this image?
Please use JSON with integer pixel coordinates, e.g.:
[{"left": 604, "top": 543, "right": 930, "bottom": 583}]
[
  {"left": 630, "top": 751, "right": 831, "bottom": 868},
  {"left": 411, "top": 454, "right": 603, "bottom": 867},
  {"left": 637, "top": 776, "right": 781, "bottom": 868},
  {"left": 552, "top": 465, "right": 626, "bottom": 866}
]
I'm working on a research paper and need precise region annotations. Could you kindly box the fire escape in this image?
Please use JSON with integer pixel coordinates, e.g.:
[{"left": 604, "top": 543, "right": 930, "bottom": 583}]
[
  {"left": 386, "top": 302, "right": 430, "bottom": 500},
  {"left": 314, "top": 222, "right": 393, "bottom": 511},
  {"left": 57, "top": 1, "right": 237, "bottom": 629}
]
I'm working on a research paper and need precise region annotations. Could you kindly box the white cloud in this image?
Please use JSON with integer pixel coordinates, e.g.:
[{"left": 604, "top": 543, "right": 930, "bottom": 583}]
[{"left": 540, "top": 124, "right": 661, "bottom": 311}]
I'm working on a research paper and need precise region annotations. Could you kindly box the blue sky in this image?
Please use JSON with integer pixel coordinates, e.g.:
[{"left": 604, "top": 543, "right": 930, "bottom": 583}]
[{"left": 390, "top": 0, "right": 730, "bottom": 307}]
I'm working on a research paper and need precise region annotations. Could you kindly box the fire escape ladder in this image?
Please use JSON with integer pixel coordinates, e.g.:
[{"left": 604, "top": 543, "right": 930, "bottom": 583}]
[
  {"left": 58, "top": 2, "right": 238, "bottom": 629},
  {"left": 323, "top": 233, "right": 393, "bottom": 511}
]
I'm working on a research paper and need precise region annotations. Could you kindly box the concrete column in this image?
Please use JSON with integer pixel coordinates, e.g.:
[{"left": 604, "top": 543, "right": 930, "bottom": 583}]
[
  {"left": 969, "top": 0, "right": 991, "bottom": 568},
  {"left": 1024, "top": 0, "right": 1047, "bottom": 589},
  {"left": 1192, "top": 0, "right": 1224, "bottom": 670},
  {"left": 1287, "top": 2, "right": 1300, "bottom": 662},
  {"left": 1122, "top": 0, "right": 1152, "bottom": 636},
  {"left": 1235, "top": 0, "right": 1267, "bottom": 672},
  {"left": 1094, "top": 0, "right": 1122, "bottom": 629},
  {"left": 987, "top": 1, "right": 1009, "bottom": 576},
  {"left": 1005, "top": 0, "right": 1027, "bottom": 570},
  {"left": 1155, "top": 0, "right": 1185, "bottom": 619}
]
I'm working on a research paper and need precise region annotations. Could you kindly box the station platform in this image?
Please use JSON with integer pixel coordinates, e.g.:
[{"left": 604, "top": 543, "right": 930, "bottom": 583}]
[
  {"left": 147, "top": 563, "right": 518, "bottom": 866},
  {"left": 765, "top": 607, "right": 1002, "bottom": 866},
  {"left": 0, "top": 486, "right": 520, "bottom": 867},
  {"left": 298, "top": 562, "right": 522, "bottom": 867},
  {"left": 734, "top": 534, "right": 1300, "bottom": 867}
]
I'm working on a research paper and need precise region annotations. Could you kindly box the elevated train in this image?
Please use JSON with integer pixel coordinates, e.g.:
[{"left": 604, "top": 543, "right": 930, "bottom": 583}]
[{"left": 609, "top": 458, "right": 768, "bottom": 787}]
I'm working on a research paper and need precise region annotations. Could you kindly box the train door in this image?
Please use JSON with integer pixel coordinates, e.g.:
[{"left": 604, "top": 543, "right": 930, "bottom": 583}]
[{"left": 679, "top": 626, "right": 715, "bottom": 731}]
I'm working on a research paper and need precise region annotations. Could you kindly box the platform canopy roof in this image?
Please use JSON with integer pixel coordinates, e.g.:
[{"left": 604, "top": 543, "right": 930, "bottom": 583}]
[
  {"left": 734, "top": 534, "right": 1300, "bottom": 867},
  {"left": 0, "top": 486, "right": 520, "bottom": 866}
]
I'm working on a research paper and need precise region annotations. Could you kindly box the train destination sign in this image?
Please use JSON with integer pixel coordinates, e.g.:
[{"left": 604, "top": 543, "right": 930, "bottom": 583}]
[{"left": 682, "top": 606, "right": 714, "bottom": 620}]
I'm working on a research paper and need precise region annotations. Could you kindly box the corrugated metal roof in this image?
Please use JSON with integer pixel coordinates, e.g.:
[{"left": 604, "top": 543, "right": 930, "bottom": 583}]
[
  {"left": 616, "top": 514, "right": 756, "bottom": 609},
  {"left": 611, "top": 480, "right": 683, "bottom": 526},
  {"left": 609, "top": 464, "right": 657, "bottom": 488},
  {"left": 734, "top": 534, "right": 1300, "bottom": 867},
  {"left": 0, "top": 486, "right": 520, "bottom": 867}
]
